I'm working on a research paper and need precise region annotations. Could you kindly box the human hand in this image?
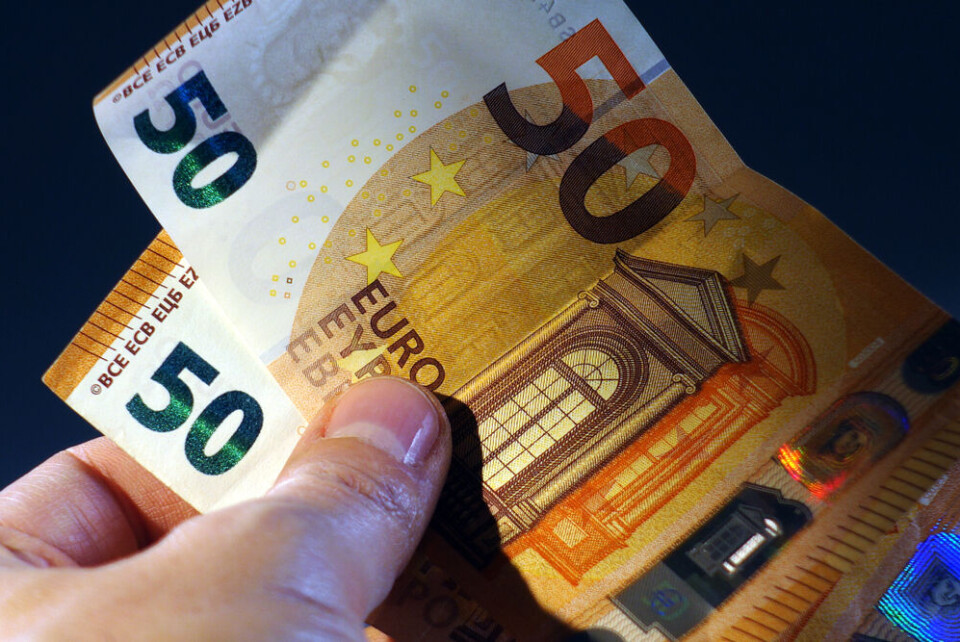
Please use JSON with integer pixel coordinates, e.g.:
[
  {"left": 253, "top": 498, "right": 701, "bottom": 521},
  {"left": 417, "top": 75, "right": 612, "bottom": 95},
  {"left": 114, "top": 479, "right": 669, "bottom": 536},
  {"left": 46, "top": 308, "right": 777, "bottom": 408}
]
[{"left": 0, "top": 377, "right": 451, "bottom": 640}]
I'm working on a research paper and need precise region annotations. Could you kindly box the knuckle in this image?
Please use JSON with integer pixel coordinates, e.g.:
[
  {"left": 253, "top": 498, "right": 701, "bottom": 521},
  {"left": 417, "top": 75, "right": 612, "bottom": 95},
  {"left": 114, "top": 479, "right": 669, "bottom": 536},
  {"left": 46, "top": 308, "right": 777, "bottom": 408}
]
[
  {"left": 295, "top": 458, "right": 422, "bottom": 531},
  {"left": 261, "top": 583, "right": 366, "bottom": 640},
  {"left": 0, "top": 526, "right": 75, "bottom": 569},
  {"left": 241, "top": 501, "right": 324, "bottom": 541}
]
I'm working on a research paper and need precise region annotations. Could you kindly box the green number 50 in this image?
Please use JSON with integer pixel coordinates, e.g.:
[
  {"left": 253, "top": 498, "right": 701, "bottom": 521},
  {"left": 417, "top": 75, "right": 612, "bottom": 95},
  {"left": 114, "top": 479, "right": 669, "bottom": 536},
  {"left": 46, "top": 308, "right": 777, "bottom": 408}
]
[{"left": 126, "top": 342, "right": 264, "bottom": 475}]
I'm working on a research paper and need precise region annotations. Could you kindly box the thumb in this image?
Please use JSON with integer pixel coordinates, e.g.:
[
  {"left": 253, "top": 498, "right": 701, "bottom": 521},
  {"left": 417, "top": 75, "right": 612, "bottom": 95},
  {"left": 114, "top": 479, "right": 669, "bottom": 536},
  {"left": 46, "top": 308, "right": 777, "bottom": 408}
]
[
  {"left": 129, "top": 376, "right": 451, "bottom": 640},
  {"left": 267, "top": 375, "right": 452, "bottom": 615}
]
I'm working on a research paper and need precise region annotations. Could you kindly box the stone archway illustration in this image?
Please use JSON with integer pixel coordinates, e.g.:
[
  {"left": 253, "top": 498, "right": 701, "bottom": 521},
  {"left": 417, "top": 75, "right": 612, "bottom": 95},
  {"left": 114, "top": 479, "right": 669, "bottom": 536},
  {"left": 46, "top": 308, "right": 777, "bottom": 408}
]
[
  {"left": 433, "top": 250, "right": 755, "bottom": 568},
  {"left": 518, "top": 301, "right": 817, "bottom": 584}
]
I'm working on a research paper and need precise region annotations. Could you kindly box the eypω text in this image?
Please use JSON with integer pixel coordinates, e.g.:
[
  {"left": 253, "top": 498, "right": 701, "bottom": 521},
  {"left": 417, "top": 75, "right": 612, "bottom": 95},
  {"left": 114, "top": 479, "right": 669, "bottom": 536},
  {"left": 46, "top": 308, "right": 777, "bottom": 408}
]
[{"left": 287, "top": 280, "right": 447, "bottom": 400}]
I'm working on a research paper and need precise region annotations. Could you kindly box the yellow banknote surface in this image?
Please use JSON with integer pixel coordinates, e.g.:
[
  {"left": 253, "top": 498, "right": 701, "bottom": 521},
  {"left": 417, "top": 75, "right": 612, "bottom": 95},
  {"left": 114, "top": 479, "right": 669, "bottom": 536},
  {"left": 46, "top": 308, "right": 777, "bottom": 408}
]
[{"left": 46, "top": 0, "right": 960, "bottom": 640}]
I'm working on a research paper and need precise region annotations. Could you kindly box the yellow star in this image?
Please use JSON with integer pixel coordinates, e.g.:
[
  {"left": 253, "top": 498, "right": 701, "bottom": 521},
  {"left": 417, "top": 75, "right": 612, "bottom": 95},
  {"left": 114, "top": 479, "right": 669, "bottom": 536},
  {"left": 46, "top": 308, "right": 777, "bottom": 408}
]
[
  {"left": 346, "top": 229, "right": 403, "bottom": 284},
  {"left": 412, "top": 148, "right": 466, "bottom": 205}
]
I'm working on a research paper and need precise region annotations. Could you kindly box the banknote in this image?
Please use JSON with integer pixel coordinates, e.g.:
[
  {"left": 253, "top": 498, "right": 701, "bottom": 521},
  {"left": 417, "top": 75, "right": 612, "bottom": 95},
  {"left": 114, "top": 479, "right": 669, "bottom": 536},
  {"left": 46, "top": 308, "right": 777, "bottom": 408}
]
[
  {"left": 43, "top": 232, "right": 305, "bottom": 512},
  {"left": 811, "top": 439, "right": 960, "bottom": 642},
  {"left": 46, "top": 0, "right": 960, "bottom": 639}
]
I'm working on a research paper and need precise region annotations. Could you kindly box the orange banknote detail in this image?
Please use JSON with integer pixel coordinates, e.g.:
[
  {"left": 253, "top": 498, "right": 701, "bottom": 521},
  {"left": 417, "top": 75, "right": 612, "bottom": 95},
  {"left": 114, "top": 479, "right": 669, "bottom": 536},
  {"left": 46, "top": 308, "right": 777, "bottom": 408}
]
[
  {"left": 52, "top": 4, "right": 960, "bottom": 640},
  {"left": 261, "top": 51, "right": 959, "bottom": 640}
]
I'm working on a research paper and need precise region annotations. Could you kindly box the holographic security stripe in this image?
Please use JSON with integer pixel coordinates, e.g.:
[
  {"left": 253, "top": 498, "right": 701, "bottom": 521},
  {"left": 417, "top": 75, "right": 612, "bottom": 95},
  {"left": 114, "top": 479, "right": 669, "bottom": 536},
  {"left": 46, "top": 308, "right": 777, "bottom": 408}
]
[
  {"left": 877, "top": 532, "right": 960, "bottom": 642},
  {"left": 715, "top": 420, "right": 960, "bottom": 641}
]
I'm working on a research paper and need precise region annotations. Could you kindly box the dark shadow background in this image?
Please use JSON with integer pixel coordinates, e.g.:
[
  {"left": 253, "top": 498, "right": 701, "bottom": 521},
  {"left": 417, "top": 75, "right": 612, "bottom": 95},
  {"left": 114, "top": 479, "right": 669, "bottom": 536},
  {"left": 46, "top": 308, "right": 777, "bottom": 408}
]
[{"left": 2, "top": 2, "right": 958, "bottom": 489}]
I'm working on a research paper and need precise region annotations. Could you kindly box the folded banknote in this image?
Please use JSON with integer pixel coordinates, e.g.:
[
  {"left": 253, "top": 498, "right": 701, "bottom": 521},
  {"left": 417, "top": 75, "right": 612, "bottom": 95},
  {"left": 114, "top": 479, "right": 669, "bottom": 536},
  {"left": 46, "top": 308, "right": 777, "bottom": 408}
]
[{"left": 45, "top": 1, "right": 960, "bottom": 639}]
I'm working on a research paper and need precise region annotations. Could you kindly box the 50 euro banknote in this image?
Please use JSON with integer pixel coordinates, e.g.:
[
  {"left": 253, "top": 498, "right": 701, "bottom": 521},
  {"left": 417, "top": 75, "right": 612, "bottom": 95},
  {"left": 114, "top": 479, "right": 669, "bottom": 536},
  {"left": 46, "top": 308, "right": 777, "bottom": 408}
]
[{"left": 45, "top": 0, "right": 960, "bottom": 639}]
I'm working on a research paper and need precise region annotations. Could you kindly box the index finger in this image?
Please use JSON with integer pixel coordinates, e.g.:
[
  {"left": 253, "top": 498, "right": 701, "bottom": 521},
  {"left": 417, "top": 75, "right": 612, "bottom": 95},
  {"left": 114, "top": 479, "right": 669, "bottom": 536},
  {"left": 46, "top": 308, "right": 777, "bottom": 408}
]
[{"left": 0, "top": 437, "right": 197, "bottom": 567}]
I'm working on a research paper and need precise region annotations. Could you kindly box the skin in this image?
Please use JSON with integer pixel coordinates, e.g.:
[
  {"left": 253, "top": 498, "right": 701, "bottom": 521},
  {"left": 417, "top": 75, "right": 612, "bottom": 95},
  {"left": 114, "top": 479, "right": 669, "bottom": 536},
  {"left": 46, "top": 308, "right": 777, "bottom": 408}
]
[{"left": 0, "top": 377, "right": 452, "bottom": 640}]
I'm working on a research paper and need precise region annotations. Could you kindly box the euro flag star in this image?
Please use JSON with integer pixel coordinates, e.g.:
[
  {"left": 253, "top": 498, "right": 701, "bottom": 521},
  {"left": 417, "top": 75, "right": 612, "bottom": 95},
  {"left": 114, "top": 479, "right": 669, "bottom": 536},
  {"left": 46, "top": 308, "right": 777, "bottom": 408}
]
[
  {"left": 346, "top": 229, "right": 403, "bottom": 285},
  {"left": 412, "top": 148, "right": 466, "bottom": 205},
  {"left": 730, "top": 254, "right": 786, "bottom": 305},
  {"left": 686, "top": 195, "right": 740, "bottom": 237}
]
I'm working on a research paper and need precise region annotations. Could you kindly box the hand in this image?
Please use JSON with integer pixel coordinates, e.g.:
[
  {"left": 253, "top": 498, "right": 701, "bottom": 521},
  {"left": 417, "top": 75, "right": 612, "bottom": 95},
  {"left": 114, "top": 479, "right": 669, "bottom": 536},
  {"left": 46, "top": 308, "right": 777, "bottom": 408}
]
[{"left": 0, "top": 377, "right": 451, "bottom": 640}]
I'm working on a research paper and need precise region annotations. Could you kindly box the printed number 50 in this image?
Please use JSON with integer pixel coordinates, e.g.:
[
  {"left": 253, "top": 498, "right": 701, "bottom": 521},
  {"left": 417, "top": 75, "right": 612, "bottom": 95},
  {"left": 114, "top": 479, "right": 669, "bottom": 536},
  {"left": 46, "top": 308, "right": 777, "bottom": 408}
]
[
  {"left": 134, "top": 71, "right": 257, "bottom": 209},
  {"left": 485, "top": 20, "right": 696, "bottom": 245},
  {"left": 126, "top": 342, "right": 263, "bottom": 475}
]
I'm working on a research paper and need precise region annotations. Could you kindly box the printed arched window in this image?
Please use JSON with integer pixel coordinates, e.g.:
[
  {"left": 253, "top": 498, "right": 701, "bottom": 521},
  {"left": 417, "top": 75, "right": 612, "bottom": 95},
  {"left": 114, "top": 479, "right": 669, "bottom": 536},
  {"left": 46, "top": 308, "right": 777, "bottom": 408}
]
[{"left": 476, "top": 334, "right": 645, "bottom": 496}]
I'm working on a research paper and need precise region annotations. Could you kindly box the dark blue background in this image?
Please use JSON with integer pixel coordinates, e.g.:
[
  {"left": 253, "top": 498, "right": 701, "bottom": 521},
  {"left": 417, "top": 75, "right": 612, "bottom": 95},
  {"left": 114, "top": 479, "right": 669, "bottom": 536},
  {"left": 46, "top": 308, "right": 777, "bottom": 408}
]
[{"left": 2, "top": 3, "right": 958, "bottom": 487}]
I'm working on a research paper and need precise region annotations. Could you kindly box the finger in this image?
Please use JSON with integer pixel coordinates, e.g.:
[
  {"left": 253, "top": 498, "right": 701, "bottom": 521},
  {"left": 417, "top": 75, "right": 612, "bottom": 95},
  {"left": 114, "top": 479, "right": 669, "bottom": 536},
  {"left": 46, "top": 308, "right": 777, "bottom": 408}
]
[
  {"left": 70, "top": 438, "right": 198, "bottom": 538},
  {"left": 0, "top": 438, "right": 196, "bottom": 567},
  {"left": 137, "top": 376, "right": 451, "bottom": 637},
  {"left": 268, "top": 376, "right": 451, "bottom": 613}
]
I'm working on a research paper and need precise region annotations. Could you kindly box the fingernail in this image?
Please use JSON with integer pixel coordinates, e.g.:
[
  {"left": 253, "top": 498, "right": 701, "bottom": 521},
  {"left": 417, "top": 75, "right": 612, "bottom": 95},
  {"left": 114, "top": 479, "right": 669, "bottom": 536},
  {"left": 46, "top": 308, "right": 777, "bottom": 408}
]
[{"left": 323, "top": 377, "right": 441, "bottom": 465}]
